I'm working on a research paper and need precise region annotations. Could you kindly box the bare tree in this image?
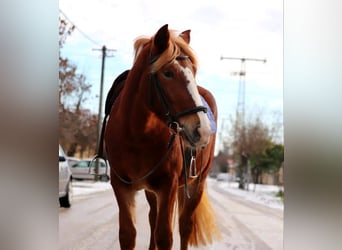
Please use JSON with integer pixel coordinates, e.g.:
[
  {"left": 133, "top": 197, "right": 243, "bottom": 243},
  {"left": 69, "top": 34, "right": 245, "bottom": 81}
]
[
  {"left": 228, "top": 112, "right": 280, "bottom": 189},
  {"left": 59, "top": 16, "right": 97, "bottom": 157},
  {"left": 59, "top": 17, "right": 74, "bottom": 49}
]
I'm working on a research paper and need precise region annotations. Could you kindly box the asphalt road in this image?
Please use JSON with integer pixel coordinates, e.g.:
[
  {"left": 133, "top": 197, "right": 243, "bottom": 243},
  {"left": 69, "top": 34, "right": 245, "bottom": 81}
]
[{"left": 59, "top": 179, "right": 283, "bottom": 249}]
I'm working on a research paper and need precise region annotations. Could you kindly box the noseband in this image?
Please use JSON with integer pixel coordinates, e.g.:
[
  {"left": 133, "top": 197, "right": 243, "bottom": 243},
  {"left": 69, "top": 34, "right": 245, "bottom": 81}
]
[{"left": 150, "top": 55, "right": 207, "bottom": 128}]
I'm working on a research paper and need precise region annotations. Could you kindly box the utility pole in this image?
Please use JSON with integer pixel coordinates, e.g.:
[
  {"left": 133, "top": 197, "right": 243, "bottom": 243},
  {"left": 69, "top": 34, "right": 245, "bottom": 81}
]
[
  {"left": 220, "top": 56, "right": 266, "bottom": 189},
  {"left": 92, "top": 45, "right": 116, "bottom": 179}
]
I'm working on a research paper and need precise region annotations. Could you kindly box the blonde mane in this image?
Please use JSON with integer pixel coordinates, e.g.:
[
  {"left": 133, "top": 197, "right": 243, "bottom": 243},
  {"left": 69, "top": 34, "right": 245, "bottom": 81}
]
[{"left": 133, "top": 30, "right": 198, "bottom": 74}]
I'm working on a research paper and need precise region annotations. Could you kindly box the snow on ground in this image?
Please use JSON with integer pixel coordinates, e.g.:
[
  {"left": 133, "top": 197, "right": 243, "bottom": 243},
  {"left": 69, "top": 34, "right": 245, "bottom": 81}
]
[
  {"left": 72, "top": 179, "right": 284, "bottom": 210},
  {"left": 72, "top": 180, "right": 112, "bottom": 197},
  {"left": 214, "top": 179, "right": 284, "bottom": 210}
]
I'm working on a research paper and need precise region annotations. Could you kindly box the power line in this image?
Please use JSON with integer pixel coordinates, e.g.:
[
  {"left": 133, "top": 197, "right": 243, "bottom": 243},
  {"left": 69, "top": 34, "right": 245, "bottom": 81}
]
[{"left": 59, "top": 9, "right": 102, "bottom": 47}]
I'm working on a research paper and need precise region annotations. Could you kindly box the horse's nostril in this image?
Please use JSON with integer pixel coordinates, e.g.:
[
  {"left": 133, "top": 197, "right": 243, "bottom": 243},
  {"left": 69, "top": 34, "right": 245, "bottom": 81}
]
[{"left": 193, "top": 126, "right": 201, "bottom": 143}]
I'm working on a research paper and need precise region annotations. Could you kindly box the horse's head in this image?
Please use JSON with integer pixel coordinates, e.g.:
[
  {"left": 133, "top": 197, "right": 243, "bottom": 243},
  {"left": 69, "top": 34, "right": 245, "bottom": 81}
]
[{"left": 134, "top": 24, "right": 212, "bottom": 148}]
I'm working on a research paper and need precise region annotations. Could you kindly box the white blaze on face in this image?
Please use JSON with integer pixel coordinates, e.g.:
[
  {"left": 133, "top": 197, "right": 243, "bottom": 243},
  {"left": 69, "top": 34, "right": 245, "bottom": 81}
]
[{"left": 176, "top": 61, "right": 212, "bottom": 144}]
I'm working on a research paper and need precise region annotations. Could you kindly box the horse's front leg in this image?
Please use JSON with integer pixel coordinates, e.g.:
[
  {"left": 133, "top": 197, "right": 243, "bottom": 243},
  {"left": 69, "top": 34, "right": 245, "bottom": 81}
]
[
  {"left": 112, "top": 184, "right": 137, "bottom": 250},
  {"left": 178, "top": 183, "right": 203, "bottom": 250},
  {"left": 154, "top": 178, "right": 178, "bottom": 250},
  {"left": 178, "top": 181, "right": 221, "bottom": 250},
  {"left": 145, "top": 190, "right": 157, "bottom": 250}
]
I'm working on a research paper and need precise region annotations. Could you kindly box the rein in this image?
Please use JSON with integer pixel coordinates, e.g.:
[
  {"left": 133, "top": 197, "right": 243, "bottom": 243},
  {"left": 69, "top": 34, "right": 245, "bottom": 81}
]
[{"left": 111, "top": 129, "right": 177, "bottom": 185}]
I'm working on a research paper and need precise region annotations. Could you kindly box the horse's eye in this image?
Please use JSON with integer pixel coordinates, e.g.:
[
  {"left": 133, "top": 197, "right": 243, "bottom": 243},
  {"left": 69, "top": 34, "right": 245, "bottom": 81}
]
[{"left": 163, "top": 71, "right": 174, "bottom": 78}]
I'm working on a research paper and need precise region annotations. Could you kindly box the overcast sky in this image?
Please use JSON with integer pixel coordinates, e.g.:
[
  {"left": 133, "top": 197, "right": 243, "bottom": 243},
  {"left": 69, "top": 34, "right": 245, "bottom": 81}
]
[{"left": 59, "top": 0, "right": 283, "bottom": 149}]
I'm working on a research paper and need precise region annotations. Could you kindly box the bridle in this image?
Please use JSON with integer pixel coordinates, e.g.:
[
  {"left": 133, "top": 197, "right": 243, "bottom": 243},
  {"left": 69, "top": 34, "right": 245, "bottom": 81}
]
[{"left": 149, "top": 55, "right": 208, "bottom": 130}]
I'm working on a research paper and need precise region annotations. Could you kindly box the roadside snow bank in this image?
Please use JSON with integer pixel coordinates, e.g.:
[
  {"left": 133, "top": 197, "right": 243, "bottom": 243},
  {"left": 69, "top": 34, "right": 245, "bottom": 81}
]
[{"left": 216, "top": 180, "right": 284, "bottom": 210}]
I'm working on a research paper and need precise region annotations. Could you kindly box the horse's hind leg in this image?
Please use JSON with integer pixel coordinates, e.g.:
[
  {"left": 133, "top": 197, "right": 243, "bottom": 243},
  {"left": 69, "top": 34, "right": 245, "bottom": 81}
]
[
  {"left": 145, "top": 190, "right": 157, "bottom": 250},
  {"left": 112, "top": 186, "right": 137, "bottom": 250}
]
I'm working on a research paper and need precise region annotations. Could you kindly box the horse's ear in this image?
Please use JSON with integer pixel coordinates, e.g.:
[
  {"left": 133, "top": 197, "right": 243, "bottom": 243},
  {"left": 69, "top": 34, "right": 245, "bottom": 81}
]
[
  {"left": 180, "top": 29, "right": 191, "bottom": 44},
  {"left": 153, "top": 24, "right": 170, "bottom": 54}
]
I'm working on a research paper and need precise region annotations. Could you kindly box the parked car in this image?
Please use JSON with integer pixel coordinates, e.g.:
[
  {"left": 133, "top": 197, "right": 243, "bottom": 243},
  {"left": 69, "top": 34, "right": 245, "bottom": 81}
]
[
  {"left": 216, "top": 172, "right": 240, "bottom": 182},
  {"left": 69, "top": 158, "right": 110, "bottom": 182},
  {"left": 216, "top": 173, "right": 232, "bottom": 182},
  {"left": 59, "top": 145, "right": 72, "bottom": 208}
]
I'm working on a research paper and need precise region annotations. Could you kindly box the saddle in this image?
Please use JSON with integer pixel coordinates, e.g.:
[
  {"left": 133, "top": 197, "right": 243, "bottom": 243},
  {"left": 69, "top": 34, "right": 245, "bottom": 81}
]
[
  {"left": 104, "top": 69, "right": 130, "bottom": 116},
  {"left": 94, "top": 70, "right": 129, "bottom": 160}
]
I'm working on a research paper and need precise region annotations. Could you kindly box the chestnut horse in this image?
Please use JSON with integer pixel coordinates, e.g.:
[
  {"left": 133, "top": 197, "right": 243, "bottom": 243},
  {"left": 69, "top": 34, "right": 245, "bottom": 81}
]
[{"left": 102, "top": 24, "right": 220, "bottom": 250}]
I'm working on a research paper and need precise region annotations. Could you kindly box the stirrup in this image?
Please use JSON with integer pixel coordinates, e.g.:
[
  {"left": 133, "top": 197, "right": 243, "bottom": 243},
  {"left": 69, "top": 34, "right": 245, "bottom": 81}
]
[
  {"left": 189, "top": 155, "right": 197, "bottom": 178},
  {"left": 88, "top": 155, "right": 107, "bottom": 176}
]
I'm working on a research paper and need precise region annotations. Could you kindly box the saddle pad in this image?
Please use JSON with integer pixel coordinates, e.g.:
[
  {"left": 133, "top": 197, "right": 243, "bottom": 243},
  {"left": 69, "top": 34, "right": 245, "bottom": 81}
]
[{"left": 200, "top": 95, "right": 217, "bottom": 134}]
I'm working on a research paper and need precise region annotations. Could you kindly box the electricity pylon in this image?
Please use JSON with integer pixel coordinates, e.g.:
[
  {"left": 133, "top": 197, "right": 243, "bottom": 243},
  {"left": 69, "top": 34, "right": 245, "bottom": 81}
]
[
  {"left": 220, "top": 56, "right": 266, "bottom": 125},
  {"left": 220, "top": 56, "right": 266, "bottom": 189}
]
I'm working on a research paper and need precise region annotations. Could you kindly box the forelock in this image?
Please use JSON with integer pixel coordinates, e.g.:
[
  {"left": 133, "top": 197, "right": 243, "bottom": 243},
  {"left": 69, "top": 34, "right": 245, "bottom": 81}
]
[{"left": 133, "top": 30, "right": 198, "bottom": 74}]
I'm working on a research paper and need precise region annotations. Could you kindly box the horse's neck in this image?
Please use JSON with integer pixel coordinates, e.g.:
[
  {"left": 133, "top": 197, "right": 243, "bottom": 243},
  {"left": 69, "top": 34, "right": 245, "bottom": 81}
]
[{"left": 117, "top": 74, "right": 167, "bottom": 140}]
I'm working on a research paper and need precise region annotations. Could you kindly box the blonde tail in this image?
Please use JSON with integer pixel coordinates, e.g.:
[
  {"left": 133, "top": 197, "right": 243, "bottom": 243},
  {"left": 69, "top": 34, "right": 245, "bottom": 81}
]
[{"left": 188, "top": 188, "right": 221, "bottom": 246}]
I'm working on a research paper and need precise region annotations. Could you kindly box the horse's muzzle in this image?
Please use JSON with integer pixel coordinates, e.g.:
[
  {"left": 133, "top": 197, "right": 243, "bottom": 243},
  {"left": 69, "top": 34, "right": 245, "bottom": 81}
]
[{"left": 182, "top": 124, "right": 211, "bottom": 148}]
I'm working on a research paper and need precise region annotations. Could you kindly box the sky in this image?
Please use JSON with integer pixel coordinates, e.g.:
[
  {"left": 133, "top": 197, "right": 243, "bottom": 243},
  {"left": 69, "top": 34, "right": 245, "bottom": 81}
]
[{"left": 59, "top": 0, "right": 283, "bottom": 149}]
